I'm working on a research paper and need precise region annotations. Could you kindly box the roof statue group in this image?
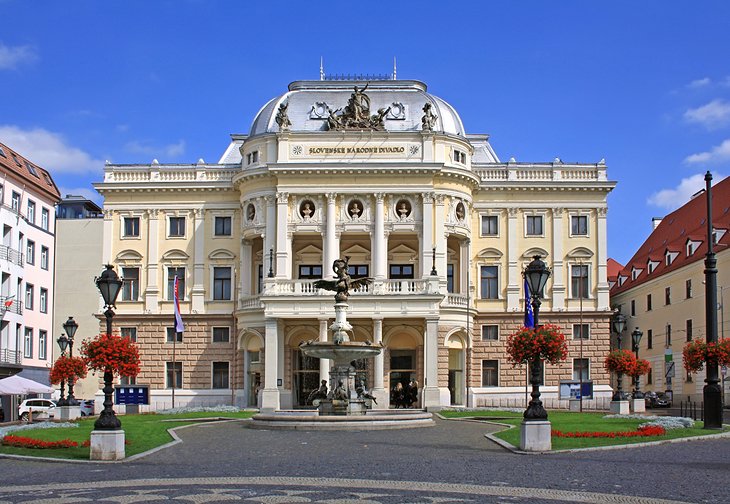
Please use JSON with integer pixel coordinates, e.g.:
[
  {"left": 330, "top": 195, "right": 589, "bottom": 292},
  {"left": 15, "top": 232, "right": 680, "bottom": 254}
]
[{"left": 273, "top": 85, "right": 438, "bottom": 133}]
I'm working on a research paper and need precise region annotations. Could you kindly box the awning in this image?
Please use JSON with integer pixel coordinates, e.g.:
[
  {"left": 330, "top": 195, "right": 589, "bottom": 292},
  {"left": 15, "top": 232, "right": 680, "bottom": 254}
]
[{"left": 0, "top": 374, "right": 54, "bottom": 395}]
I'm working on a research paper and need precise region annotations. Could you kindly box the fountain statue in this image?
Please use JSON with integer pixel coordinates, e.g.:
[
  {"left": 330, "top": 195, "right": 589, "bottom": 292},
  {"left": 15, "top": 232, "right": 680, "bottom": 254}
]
[{"left": 299, "top": 257, "right": 384, "bottom": 415}]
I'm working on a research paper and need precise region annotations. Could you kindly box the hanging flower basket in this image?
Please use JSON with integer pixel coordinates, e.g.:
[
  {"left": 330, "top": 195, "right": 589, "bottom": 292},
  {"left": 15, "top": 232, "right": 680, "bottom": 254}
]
[
  {"left": 81, "top": 333, "right": 140, "bottom": 377},
  {"left": 682, "top": 339, "right": 730, "bottom": 373},
  {"left": 506, "top": 324, "right": 568, "bottom": 365},
  {"left": 627, "top": 358, "right": 651, "bottom": 379},
  {"left": 604, "top": 349, "right": 636, "bottom": 375},
  {"left": 49, "top": 356, "right": 88, "bottom": 385}
]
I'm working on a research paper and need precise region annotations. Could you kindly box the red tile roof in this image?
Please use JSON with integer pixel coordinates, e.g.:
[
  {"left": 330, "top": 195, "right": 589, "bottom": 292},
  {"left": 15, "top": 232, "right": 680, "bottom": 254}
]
[
  {"left": 611, "top": 175, "right": 730, "bottom": 295},
  {"left": 607, "top": 258, "right": 624, "bottom": 282},
  {"left": 0, "top": 142, "right": 61, "bottom": 202}
]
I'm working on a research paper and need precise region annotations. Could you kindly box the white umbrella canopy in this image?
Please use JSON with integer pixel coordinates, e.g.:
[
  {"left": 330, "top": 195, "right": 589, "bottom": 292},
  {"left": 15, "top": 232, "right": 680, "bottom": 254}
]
[{"left": 0, "top": 375, "right": 53, "bottom": 395}]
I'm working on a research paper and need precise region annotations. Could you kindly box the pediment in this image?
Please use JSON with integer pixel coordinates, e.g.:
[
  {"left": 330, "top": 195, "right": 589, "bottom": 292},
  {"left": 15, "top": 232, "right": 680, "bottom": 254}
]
[
  {"left": 388, "top": 244, "right": 417, "bottom": 262},
  {"left": 295, "top": 244, "right": 323, "bottom": 263},
  {"left": 161, "top": 249, "right": 190, "bottom": 261},
  {"left": 521, "top": 247, "right": 549, "bottom": 260},
  {"left": 566, "top": 247, "right": 594, "bottom": 259},
  {"left": 209, "top": 248, "right": 236, "bottom": 260},
  {"left": 477, "top": 247, "right": 503, "bottom": 260},
  {"left": 116, "top": 249, "right": 143, "bottom": 262}
]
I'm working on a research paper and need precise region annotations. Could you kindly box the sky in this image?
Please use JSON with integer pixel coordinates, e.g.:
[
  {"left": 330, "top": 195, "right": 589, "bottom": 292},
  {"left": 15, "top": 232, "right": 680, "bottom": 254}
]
[{"left": 1, "top": 1, "right": 729, "bottom": 265}]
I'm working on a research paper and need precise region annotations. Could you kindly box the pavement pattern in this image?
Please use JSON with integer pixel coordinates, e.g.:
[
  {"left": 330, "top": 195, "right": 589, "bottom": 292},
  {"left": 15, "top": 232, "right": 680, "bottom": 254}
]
[{"left": 0, "top": 418, "right": 728, "bottom": 504}]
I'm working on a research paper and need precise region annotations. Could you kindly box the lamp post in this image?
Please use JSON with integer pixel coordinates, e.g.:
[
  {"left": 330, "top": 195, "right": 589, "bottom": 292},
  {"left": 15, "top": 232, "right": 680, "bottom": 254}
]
[
  {"left": 523, "top": 255, "right": 551, "bottom": 421},
  {"left": 94, "top": 264, "right": 123, "bottom": 430},
  {"left": 56, "top": 333, "right": 68, "bottom": 406},
  {"left": 268, "top": 248, "right": 274, "bottom": 278},
  {"left": 430, "top": 247, "right": 437, "bottom": 276},
  {"left": 611, "top": 312, "right": 627, "bottom": 400},
  {"left": 62, "top": 316, "right": 79, "bottom": 406},
  {"left": 631, "top": 328, "right": 644, "bottom": 399}
]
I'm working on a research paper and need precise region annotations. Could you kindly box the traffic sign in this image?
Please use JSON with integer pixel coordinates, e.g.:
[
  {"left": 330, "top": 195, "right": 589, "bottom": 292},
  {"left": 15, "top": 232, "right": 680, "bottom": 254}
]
[{"left": 665, "top": 361, "right": 675, "bottom": 379}]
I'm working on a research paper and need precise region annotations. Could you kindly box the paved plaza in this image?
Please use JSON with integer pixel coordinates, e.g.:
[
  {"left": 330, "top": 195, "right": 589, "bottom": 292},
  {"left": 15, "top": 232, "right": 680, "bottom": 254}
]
[{"left": 0, "top": 418, "right": 728, "bottom": 503}]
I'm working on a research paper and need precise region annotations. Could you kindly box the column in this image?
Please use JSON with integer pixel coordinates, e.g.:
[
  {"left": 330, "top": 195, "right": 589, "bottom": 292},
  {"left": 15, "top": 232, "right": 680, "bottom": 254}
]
[
  {"left": 261, "top": 318, "right": 280, "bottom": 412},
  {"left": 241, "top": 239, "right": 253, "bottom": 297},
  {"left": 506, "top": 208, "right": 520, "bottom": 310},
  {"left": 144, "top": 210, "right": 160, "bottom": 312},
  {"left": 421, "top": 193, "right": 434, "bottom": 277},
  {"left": 264, "top": 195, "right": 276, "bottom": 277},
  {"left": 318, "top": 318, "right": 330, "bottom": 384},
  {"left": 459, "top": 240, "right": 469, "bottom": 295},
  {"left": 373, "top": 193, "right": 387, "bottom": 280},
  {"left": 191, "top": 208, "right": 206, "bottom": 312},
  {"left": 422, "top": 317, "right": 442, "bottom": 409},
  {"left": 275, "top": 192, "right": 289, "bottom": 278},
  {"left": 434, "top": 195, "right": 447, "bottom": 282},
  {"left": 372, "top": 318, "right": 387, "bottom": 406},
  {"left": 323, "top": 193, "right": 338, "bottom": 278},
  {"left": 596, "top": 207, "right": 610, "bottom": 310},
  {"left": 102, "top": 209, "right": 114, "bottom": 264},
  {"left": 551, "top": 207, "right": 566, "bottom": 308}
]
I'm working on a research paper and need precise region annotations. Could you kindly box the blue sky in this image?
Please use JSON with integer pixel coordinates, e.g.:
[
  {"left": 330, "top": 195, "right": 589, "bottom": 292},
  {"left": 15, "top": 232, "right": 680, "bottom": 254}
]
[{"left": 1, "top": 1, "right": 729, "bottom": 264}]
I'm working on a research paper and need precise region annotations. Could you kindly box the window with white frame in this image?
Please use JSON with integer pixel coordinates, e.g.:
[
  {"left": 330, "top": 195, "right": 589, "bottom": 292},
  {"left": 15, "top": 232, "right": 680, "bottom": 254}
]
[
  {"left": 481, "top": 360, "right": 498, "bottom": 387},
  {"left": 212, "top": 362, "right": 230, "bottom": 389},
  {"left": 480, "top": 265, "right": 499, "bottom": 299},
  {"left": 481, "top": 215, "right": 498, "bottom": 236},
  {"left": 481, "top": 324, "right": 499, "bottom": 341},
  {"left": 571, "top": 264, "right": 589, "bottom": 299},
  {"left": 120, "top": 327, "right": 137, "bottom": 342},
  {"left": 571, "top": 215, "right": 588, "bottom": 236},
  {"left": 214, "top": 216, "right": 232, "bottom": 236},
  {"left": 122, "top": 267, "right": 140, "bottom": 301},
  {"left": 572, "top": 323, "right": 589, "bottom": 340},
  {"left": 453, "top": 149, "right": 467, "bottom": 164},
  {"left": 166, "top": 327, "right": 183, "bottom": 343},
  {"left": 166, "top": 362, "right": 182, "bottom": 388},
  {"left": 40, "top": 288, "right": 48, "bottom": 313},
  {"left": 40, "top": 246, "right": 49, "bottom": 270},
  {"left": 11, "top": 191, "right": 20, "bottom": 212},
  {"left": 526, "top": 215, "right": 543, "bottom": 236},
  {"left": 24, "top": 327, "right": 33, "bottom": 357},
  {"left": 169, "top": 216, "right": 186, "bottom": 237},
  {"left": 25, "top": 283, "right": 34, "bottom": 310},
  {"left": 41, "top": 208, "right": 49, "bottom": 230},
  {"left": 213, "top": 267, "right": 232, "bottom": 300},
  {"left": 38, "top": 330, "right": 47, "bottom": 360},
  {"left": 212, "top": 327, "right": 230, "bottom": 343},
  {"left": 26, "top": 240, "right": 35, "bottom": 265},
  {"left": 573, "top": 358, "right": 590, "bottom": 381},
  {"left": 123, "top": 217, "right": 140, "bottom": 237},
  {"left": 167, "top": 267, "right": 185, "bottom": 300},
  {"left": 27, "top": 200, "right": 35, "bottom": 224}
]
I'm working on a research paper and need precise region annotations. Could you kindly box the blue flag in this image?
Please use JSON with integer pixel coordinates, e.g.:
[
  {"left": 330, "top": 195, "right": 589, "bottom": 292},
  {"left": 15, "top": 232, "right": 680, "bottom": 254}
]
[{"left": 524, "top": 278, "right": 534, "bottom": 329}]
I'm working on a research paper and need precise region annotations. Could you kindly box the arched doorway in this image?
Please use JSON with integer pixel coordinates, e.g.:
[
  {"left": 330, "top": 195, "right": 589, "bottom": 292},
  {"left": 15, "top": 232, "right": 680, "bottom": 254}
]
[
  {"left": 386, "top": 330, "right": 420, "bottom": 408},
  {"left": 289, "top": 330, "right": 320, "bottom": 408},
  {"left": 447, "top": 333, "right": 466, "bottom": 406},
  {"left": 240, "top": 331, "right": 264, "bottom": 408}
]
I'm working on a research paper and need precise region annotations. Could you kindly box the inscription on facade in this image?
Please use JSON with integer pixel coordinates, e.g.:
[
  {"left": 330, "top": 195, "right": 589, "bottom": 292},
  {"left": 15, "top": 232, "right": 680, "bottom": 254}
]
[{"left": 307, "top": 146, "right": 406, "bottom": 155}]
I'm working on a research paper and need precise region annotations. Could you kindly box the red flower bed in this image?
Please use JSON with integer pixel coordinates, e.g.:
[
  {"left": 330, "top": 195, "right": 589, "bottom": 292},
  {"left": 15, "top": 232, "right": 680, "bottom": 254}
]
[
  {"left": 551, "top": 425, "right": 666, "bottom": 438},
  {"left": 81, "top": 333, "right": 140, "bottom": 377},
  {"left": 2, "top": 435, "right": 79, "bottom": 449},
  {"left": 49, "top": 355, "right": 88, "bottom": 385},
  {"left": 506, "top": 324, "right": 568, "bottom": 365},
  {"left": 683, "top": 339, "right": 730, "bottom": 373},
  {"left": 604, "top": 349, "right": 636, "bottom": 375}
]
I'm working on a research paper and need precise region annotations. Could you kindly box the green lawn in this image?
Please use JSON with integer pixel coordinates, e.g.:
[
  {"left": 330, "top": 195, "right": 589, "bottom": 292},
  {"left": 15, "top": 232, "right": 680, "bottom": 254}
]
[
  {"left": 0, "top": 411, "right": 255, "bottom": 460},
  {"left": 440, "top": 410, "right": 727, "bottom": 450}
]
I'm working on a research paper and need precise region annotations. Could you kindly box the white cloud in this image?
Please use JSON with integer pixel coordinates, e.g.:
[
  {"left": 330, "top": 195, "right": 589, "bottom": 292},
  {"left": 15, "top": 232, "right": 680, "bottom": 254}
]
[
  {"left": 647, "top": 172, "right": 724, "bottom": 210},
  {"left": 687, "top": 77, "right": 711, "bottom": 88},
  {"left": 683, "top": 99, "right": 730, "bottom": 129},
  {"left": 0, "top": 125, "right": 103, "bottom": 174},
  {"left": 125, "top": 139, "right": 185, "bottom": 159},
  {"left": 0, "top": 42, "right": 38, "bottom": 70},
  {"left": 684, "top": 139, "right": 730, "bottom": 164}
]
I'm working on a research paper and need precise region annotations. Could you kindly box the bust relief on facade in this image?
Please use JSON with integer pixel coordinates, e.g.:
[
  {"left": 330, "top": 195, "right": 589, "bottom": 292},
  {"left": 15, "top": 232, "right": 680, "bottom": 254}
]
[
  {"left": 246, "top": 203, "right": 256, "bottom": 223},
  {"left": 455, "top": 202, "right": 466, "bottom": 222},
  {"left": 396, "top": 199, "right": 412, "bottom": 220},
  {"left": 348, "top": 199, "right": 363, "bottom": 220},
  {"left": 299, "top": 200, "right": 315, "bottom": 221}
]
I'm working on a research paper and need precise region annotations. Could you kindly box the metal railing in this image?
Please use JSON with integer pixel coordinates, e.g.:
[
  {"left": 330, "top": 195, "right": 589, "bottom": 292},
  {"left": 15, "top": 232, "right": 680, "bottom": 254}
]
[
  {"left": 0, "top": 297, "right": 22, "bottom": 315},
  {"left": 0, "top": 348, "right": 22, "bottom": 365},
  {"left": 0, "top": 244, "right": 23, "bottom": 266}
]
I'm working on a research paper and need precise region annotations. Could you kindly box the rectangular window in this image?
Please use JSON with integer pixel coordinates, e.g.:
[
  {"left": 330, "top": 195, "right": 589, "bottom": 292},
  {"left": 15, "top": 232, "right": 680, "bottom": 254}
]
[
  {"left": 481, "top": 325, "right": 499, "bottom": 341},
  {"left": 123, "top": 217, "right": 140, "bottom": 237},
  {"left": 446, "top": 264, "right": 454, "bottom": 293},
  {"left": 257, "top": 264, "right": 263, "bottom": 294},
  {"left": 572, "top": 324, "right": 590, "bottom": 340},
  {"left": 631, "top": 299, "right": 636, "bottom": 317},
  {"left": 665, "top": 287, "right": 671, "bottom": 305},
  {"left": 26, "top": 240, "right": 35, "bottom": 265},
  {"left": 122, "top": 267, "right": 140, "bottom": 301},
  {"left": 571, "top": 264, "right": 589, "bottom": 299},
  {"left": 168, "top": 267, "right": 185, "bottom": 300},
  {"left": 480, "top": 265, "right": 498, "bottom": 299},
  {"left": 481, "top": 215, "right": 498, "bottom": 236},
  {"left": 166, "top": 327, "right": 183, "bottom": 343},
  {"left": 25, "top": 161, "right": 39, "bottom": 177},
  {"left": 347, "top": 264, "right": 369, "bottom": 278},
  {"left": 38, "top": 330, "right": 47, "bottom": 360},
  {"left": 299, "top": 265, "right": 323, "bottom": 279},
  {"left": 212, "top": 327, "right": 230, "bottom": 343},
  {"left": 27, "top": 200, "right": 35, "bottom": 224},
  {"left": 686, "top": 279, "right": 692, "bottom": 299},
  {"left": 25, "top": 284, "right": 34, "bottom": 310},
  {"left": 573, "top": 358, "right": 590, "bottom": 381},
  {"left": 40, "top": 288, "right": 48, "bottom": 313},
  {"left": 571, "top": 215, "right": 588, "bottom": 236},
  {"left": 11, "top": 191, "right": 20, "bottom": 212},
  {"left": 213, "top": 267, "right": 232, "bottom": 300},
  {"left": 214, "top": 216, "right": 232, "bottom": 236},
  {"left": 41, "top": 208, "right": 49, "bottom": 230},
  {"left": 481, "top": 360, "right": 499, "bottom": 387},
  {"left": 526, "top": 215, "right": 543, "bottom": 236},
  {"left": 647, "top": 329, "right": 653, "bottom": 349},
  {"left": 686, "top": 319, "right": 693, "bottom": 342},
  {"left": 389, "top": 264, "right": 414, "bottom": 279},
  {"left": 166, "top": 362, "right": 182, "bottom": 389},
  {"left": 212, "top": 362, "right": 230, "bottom": 389},
  {"left": 40, "top": 246, "right": 49, "bottom": 270},
  {"left": 120, "top": 327, "right": 137, "bottom": 342},
  {"left": 646, "top": 294, "right": 652, "bottom": 311},
  {"left": 24, "top": 327, "right": 33, "bottom": 358},
  {"left": 666, "top": 324, "right": 672, "bottom": 347},
  {"left": 169, "top": 217, "right": 186, "bottom": 237}
]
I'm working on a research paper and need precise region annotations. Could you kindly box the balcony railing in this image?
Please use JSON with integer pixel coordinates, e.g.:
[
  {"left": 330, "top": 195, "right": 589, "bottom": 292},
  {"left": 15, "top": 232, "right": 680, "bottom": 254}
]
[
  {"left": 0, "top": 348, "right": 22, "bottom": 365},
  {"left": 0, "top": 297, "right": 22, "bottom": 315},
  {"left": 0, "top": 245, "right": 23, "bottom": 266},
  {"left": 442, "top": 293, "right": 469, "bottom": 308}
]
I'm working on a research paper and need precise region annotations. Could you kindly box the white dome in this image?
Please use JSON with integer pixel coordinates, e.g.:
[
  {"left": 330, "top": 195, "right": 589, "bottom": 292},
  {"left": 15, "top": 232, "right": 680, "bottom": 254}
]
[{"left": 249, "top": 80, "right": 465, "bottom": 137}]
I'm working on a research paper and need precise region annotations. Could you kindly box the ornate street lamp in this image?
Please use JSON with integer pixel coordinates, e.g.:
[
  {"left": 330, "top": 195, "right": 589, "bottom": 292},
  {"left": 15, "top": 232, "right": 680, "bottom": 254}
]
[
  {"left": 611, "top": 311, "right": 627, "bottom": 401},
  {"left": 631, "top": 328, "right": 644, "bottom": 399},
  {"left": 56, "top": 333, "right": 69, "bottom": 406},
  {"left": 523, "top": 255, "right": 551, "bottom": 421},
  {"left": 62, "top": 316, "right": 79, "bottom": 406},
  {"left": 703, "top": 171, "right": 722, "bottom": 429},
  {"left": 94, "top": 265, "right": 123, "bottom": 430}
]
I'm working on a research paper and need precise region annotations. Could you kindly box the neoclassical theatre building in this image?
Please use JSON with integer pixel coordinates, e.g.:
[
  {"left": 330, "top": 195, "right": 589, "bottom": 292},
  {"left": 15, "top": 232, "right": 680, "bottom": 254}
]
[{"left": 94, "top": 78, "right": 616, "bottom": 411}]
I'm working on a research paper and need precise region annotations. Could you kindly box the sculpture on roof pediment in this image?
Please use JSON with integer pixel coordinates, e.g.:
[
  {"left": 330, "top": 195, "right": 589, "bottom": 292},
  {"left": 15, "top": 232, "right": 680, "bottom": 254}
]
[
  {"left": 275, "top": 102, "right": 291, "bottom": 132},
  {"left": 421, "top": 103, "right": 438, "bottom": 132},
  {"left": 326, "top": 85, "right": 391, "bottom": 131}
]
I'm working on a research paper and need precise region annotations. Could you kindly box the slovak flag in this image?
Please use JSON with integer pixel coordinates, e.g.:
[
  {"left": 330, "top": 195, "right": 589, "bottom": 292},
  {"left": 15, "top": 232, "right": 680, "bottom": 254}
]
[
  {"left": 173, "top": 276, "right": 184, "bottom": 333},
  {"left": 524, "top": 278, "right": 534, "bottom": 329}
]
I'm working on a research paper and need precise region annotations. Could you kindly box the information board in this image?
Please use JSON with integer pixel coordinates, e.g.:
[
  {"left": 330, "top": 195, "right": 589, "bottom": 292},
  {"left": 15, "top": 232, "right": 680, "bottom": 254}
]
[
  {"left": 559, "top": 380, "right": 594, "bottom": 400},
  {"left": 114, "top": 385, "right": 149, "bottom": 405}
]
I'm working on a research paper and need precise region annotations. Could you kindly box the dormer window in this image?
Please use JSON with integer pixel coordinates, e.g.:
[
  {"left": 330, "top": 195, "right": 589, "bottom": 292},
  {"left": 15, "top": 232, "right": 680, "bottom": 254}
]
[
  {"left": 246, "top": 151, "right": 259, "bottom": 165},
  {"left": 618, "top": 275, "right": 628, "bottom": 286},
  {"left": 453, "top": 149, "right": 467, "bottom": 164},
  {"left": 647, "top": 260, "right": 659, "bottom": 274},
  {"left": 631, "top": 267, "right": 643, "bottom": 281},
  {"left": 686, "top": 239, "right": 701, "bottom": 256},
  {"left": 665, "top": 250, "right": 678, "bottom": 266},
  {"left": 713, "top": 228, "right": 727, "bottom": 245}
]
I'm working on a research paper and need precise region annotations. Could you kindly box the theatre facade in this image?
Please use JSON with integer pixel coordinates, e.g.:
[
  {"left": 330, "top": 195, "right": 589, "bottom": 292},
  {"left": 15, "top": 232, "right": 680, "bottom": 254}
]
[{"left": 94, "top": 78, "right": 616, "bottom": 411}]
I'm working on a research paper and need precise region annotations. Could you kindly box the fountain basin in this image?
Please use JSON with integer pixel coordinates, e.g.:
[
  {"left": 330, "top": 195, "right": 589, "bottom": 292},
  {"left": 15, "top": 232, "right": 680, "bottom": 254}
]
[
  {"left": 249, "top": 409, "right": 434, "bottom": 430},
  {"left": 299, "top": 341, "right": 383, "bottom": 364}
]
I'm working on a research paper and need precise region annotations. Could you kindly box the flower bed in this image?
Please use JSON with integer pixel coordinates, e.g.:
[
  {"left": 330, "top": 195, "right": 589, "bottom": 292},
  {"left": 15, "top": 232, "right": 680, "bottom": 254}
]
[
  {"left": 552, "top": 425, "right": 666, "bottom": 438},
  {"left": 2, "top": 435, "right": 79, "bottom": 449}
]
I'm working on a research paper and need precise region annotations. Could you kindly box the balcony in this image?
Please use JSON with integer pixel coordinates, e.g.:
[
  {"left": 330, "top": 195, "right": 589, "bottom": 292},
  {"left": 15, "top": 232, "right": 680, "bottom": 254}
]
[
  {"left": 0, "top": 297, "right": 22, "bottom": 315},
  {"left": 0, "top": 348, "right": 22, "bottom": 365},
  {"left": 0, "top": 245, "right": 23, "bottom": 266}
]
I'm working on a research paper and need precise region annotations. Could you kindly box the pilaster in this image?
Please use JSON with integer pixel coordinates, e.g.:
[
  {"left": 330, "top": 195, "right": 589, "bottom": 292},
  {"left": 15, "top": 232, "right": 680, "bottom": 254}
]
[
  {"left": 261, "top": 318, "right": 280, "bottom": 412},
  {"left": 275, "top": 192, "right": 289, "bottom": 279},
  {"left": 144, "top": 209, "right": 160, "bottom": 312},
  {"left": 552, "top": 207, "right": 566, "bottom": 308},
  {"left": 191, "top": 208, "right": 206, "bottom": 312}
]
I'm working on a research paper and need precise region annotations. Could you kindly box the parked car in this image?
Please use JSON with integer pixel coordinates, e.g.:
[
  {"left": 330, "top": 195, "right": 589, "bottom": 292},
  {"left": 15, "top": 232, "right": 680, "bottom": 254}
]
[
  {"left": 644, "top": 391, "right": 671, "bottom": 408},
  {"left": 18, "top": 399, "right": 56, "bottom": 421},
  {"left": 79, "top": 399, "right": 95, "bottom": 416}
]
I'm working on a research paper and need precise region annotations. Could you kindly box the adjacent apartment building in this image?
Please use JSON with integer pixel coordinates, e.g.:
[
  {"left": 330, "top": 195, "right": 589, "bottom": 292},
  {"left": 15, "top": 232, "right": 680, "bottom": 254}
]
[
  {"left": 94, "top": 77, "right": 616, "bottom": 411},
  {"left": 610, "top": 176, "right": 730, "bottom": 402}
]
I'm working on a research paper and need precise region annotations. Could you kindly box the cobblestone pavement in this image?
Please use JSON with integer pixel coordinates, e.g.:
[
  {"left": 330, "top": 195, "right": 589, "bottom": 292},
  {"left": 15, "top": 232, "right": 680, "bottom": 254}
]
[{"left": 0, "top": 418, "right": 728, "bottom": 504}]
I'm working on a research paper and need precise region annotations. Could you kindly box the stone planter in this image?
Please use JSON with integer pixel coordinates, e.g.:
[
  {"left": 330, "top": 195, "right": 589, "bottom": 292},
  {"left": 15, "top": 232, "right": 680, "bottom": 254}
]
[
  {"left": 609, "top": 400, "right": 630, "bottom": 415},
  {"left": 90, "top": 430, "right": 125, "bottom": 461},
  {"left": 520, "top": 420, "right": 551, "bottom": 452}
]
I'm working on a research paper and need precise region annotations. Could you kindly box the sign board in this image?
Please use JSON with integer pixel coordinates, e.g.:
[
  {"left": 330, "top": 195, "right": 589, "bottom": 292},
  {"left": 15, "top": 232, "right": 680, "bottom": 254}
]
[
  {"left": 559, "top": 380, "right": 593, "bottom": 400},
  {"left": 114, "top": 385, "right": 149, "bottom": 405},
  {"left": 665, "top": 349, "right": 673, "bottom": 362},
  {"left": 665, "top": 361, "right": 675, "bottom": 379}
]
